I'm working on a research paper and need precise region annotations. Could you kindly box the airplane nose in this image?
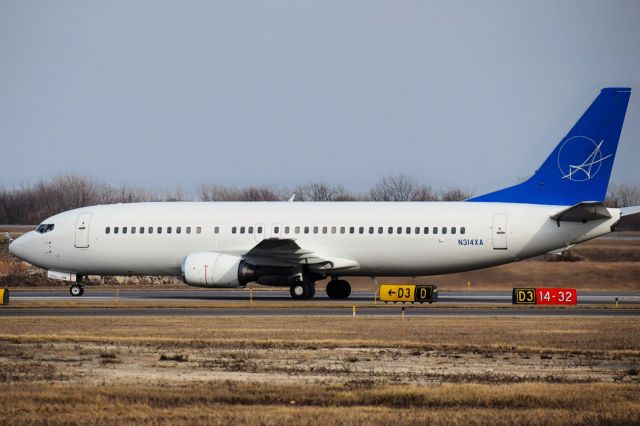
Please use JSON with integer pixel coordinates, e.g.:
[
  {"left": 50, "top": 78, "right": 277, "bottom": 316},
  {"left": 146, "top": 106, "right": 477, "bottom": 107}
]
[{"left": 8, "top": 237, "right": 26, "bottom": 260}]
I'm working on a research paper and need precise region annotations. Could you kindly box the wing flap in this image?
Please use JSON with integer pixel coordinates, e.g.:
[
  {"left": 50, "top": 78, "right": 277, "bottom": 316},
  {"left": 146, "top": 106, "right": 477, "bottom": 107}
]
[{"left": 244, "top": 238, "right": 359, "bottom": 270}]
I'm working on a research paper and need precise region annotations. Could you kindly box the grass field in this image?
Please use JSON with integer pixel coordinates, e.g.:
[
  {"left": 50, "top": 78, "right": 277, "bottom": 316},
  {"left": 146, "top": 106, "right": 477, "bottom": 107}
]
[{"left": 1, "top": 317, "right": 639, "bottom": 425}]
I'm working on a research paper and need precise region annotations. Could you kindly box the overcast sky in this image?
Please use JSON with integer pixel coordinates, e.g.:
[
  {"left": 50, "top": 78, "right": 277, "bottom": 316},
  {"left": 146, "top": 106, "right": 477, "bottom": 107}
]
[{"left": 1, "top": 0, "right": 639, "bottom": 196}]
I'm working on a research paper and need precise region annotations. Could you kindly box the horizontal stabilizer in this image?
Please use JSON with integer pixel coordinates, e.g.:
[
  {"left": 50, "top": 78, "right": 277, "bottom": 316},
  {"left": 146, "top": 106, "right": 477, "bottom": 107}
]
[
  {"left": 620, "top": 206, "right": 640, "bottom": 217},
  {"left": 550, "top": 202, "right": 611, "bottom": 222}
]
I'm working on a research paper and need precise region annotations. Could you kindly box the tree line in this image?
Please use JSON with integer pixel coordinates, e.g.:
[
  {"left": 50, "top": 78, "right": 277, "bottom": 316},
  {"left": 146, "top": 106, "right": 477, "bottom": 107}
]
[{"left": 0, "top": 174, "right": 638, "bottom": 225}]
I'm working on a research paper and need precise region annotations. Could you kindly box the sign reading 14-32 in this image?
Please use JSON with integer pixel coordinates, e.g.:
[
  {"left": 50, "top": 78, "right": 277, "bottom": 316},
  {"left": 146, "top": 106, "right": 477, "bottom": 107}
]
[{"left": 512, "top": 288, "right": 577, "bottom": 305}]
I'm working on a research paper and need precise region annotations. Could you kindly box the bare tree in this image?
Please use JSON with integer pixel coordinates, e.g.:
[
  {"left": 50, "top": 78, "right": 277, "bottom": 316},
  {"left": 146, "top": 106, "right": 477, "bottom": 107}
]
[
  {"left": 606, "top": 184, "right": 640, "bottom": 207},
  {"left": 294, "top": 182, "right": 356, "bottom": 201},
  {"left": 439, "top": 187, "right": 473, "bottom": 201},
  {"left": 369, "top": 174, "right": 415, "bottom": 201}
]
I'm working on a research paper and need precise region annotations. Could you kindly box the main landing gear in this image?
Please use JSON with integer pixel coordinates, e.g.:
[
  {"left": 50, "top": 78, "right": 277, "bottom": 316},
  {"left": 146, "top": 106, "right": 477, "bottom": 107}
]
[
  {"left": 326, "top": 278, "right": 351, "bottom": 299},
  {"left": 290, "top": 280, "right": 315, "bottom": 300},
  {"left": 69, "top": 283, "right": 84, "bottom": 297}
]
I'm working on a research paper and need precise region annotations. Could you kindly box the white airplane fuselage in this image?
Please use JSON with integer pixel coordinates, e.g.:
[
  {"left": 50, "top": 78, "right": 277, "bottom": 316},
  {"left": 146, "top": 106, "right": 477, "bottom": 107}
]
[{"left": 9, "top": 201, "right": 619, "bottom": 279}]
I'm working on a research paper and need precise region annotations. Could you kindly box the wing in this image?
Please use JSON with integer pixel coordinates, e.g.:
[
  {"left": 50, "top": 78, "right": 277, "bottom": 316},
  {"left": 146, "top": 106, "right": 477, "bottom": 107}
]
[
  {"left": 243, "top": 238, "right": 358, "bottom": 271},
  {"left": 550, "top": 201, "right": 611, "bottom": 222},
  {"left": 620, "top": 206, "right": 640, "bottom": 217}
]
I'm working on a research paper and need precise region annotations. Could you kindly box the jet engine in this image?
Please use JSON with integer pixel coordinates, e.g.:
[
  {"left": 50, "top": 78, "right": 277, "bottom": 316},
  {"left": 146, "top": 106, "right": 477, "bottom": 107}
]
[{"left": 181, "top": 252, "right": 257, "bottom": 288}]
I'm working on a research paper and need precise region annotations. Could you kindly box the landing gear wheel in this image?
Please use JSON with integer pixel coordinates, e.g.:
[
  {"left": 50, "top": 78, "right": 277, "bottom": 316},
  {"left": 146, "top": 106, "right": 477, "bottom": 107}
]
[
  {"left": 290, "top": 280, "right": 315, "bottom": 300},
  {"left": 326, "top": 279, "right": 351, "bottom": 299},
  {"left": 70, "top": 284, "right": 84, "bottom": 297}
]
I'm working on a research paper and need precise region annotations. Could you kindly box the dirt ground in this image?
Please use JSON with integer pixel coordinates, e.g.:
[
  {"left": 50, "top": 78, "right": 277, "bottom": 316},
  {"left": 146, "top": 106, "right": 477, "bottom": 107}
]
[{"left": 0, "top": 316, "right": 639, "bottom": 425}]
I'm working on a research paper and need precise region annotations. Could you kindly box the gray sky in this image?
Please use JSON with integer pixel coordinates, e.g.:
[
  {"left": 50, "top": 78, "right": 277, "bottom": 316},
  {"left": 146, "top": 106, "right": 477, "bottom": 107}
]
[{"left": 1, "top": 0, "right": 639, "bottom": 196}]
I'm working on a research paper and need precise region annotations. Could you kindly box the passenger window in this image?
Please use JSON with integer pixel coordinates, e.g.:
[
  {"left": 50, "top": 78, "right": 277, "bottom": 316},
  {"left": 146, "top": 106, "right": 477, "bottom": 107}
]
[
  {"left": 274, "top": 226, "right": 280, "bottom": 234},
  {"left": 186, "top": 227, "right": 191, "bottom": 234},
  {"left": 232, "top": 227, "right": 237, "bottom": 234},
  {"left": 349, "top": 227, "right": 355, "bottom": 234},
  {"left": 157, "top": 227, "right": 162, "bottom": 234},
  {"left": 140, "top": 227, "right": 145, "bottom": 234},
  {"left": 177, "top": 227, "right": 181, "bottom": 234},
  {"left": 256, "top": 226, "right": 262, "bottom": 234},
  {"left": 131, "top": 227, "right": 136, "bottom": 234},
  {"left": 397, "top": 227, "right": 402, "bottom": 234},
  {"left": 423, "top": 227, "right": 429, "bottom": 234},
  {"left": 295, "top": 226, "right": 300, "bottom": 234},
  {"left": 415, "top": 227, "right": 420, "bottom": 234},
  {"left": 442, "top": 227, "right": 447, "bottom": 234},
  {"left": 388, "top": 227, "right": 393, "bottom": 234},
  {"left": 322, "top": 226, "right": 327, "bottom": 234},
  {"left": 248, "top": 226, "right": 254, "bottom": 234},
  {"left": 304, "top": 226, "right": 309, "bottom": 234},
  {"left": 433, "top": 227, "right": 438, "bottom": 234},
  {"left": 451, "top": 227, "right": 456, "bottom": 234},
  {"left": 123, "top": 227, "right": 127, "bottom": 234},
  {"left": 331, "top": 226, "right": 336, "bottom": 234},
  {"left": 406, "top": 227, "right": 411, "bottom": 234},
  {"left": 313, "top": 226, "right": 318, "bottom": 234},
  {"left": 167, "top": 227, "right": 172, "bottom": 234},
  {"left": 240, "top": 226, "right": 246, "bottom": 234},
  {"left": 369, "top": 227, "right": 374, "bottom": 234},
  {"left": 285, "top": 226, "right": 290, "bottom": 234},
  {"left": 114, "top": 227, "right": 119, "bottom": 234},
  {"left": 214, "top": 226, "right": 219, "bottom": 234},
  {"left": 196, "top": 227, "right": 202, "bottom": 234},
  {"left": 461, "top": 227, "right": 466, "bottom": 235},
  {"left": 378, "top": 227, "right": 383, "bottom": 234},
  {"left": 340, "top": 227, "right": 345, "bottom": 234},
  {"left": 105, "top": 227, "right": 110, "bottom": 234}
]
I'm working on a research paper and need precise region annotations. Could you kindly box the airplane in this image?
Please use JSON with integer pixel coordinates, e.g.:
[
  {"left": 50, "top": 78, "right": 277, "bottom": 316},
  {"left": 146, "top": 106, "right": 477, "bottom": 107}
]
[{"left": 9, "top": 87, "right": 639, "bottom": 299}]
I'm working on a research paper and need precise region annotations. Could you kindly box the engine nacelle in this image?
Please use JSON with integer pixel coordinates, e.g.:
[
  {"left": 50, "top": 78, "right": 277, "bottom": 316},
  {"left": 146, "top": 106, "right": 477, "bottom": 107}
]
[{"left": 181, "top": 252, "right": 256, "bottom": 288}]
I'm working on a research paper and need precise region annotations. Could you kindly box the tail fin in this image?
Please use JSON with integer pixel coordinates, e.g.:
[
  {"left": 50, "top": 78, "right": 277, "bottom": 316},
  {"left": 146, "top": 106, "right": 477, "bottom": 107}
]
[{"left": 468, "top": 88, "right": 631, "bottom": 205}]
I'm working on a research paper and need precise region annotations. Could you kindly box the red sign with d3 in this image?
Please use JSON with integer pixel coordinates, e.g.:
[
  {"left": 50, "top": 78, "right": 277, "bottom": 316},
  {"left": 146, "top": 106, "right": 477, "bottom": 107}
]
[
  {"left": 535, "top": 288, "right": 577, "bottom": 305},
  {"left": 512, "top": 288, "right": 577, "bottom": 305}
]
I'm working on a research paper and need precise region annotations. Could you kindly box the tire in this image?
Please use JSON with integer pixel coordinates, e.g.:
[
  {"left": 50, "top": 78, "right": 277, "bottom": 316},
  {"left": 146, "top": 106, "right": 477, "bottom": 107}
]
[
  {"left": 290, "top": 280, "right": 314, "bottom": 300},
  {"left": 70, "top": 284, "right": 83, "bottom": 297},
  {"left": 327, "top": 280, "right": 351, "bottom": 299}
]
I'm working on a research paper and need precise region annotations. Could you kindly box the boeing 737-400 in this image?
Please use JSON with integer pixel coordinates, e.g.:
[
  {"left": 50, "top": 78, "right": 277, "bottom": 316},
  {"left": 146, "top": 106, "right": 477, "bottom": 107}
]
[{"left": 9, "top": 87, "right": 639, "bottom": 299}]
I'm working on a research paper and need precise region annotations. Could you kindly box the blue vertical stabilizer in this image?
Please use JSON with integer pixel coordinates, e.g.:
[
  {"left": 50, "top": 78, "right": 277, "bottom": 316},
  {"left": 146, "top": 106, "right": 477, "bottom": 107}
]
[{"left": 468, "top": 88, "right": 631, "bottom": 205}]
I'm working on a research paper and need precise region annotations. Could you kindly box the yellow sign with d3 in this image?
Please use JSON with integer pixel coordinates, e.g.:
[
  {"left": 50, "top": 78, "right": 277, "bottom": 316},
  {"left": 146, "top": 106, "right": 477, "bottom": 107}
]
[
  {"left": 379, "top": 284, "right": 438, "bottom": 303},
  {"left": 380, "top": 284, "right": 415, "bottom": 302}
]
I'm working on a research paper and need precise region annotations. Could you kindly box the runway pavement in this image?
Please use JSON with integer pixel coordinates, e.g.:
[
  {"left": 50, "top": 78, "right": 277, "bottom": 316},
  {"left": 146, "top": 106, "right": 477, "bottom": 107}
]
[
  {"left": 2, "top": 288, "right": 639, "bottom": 317},
  {"left": 8, "top": 288, "right": 640, "bottom": 304}
]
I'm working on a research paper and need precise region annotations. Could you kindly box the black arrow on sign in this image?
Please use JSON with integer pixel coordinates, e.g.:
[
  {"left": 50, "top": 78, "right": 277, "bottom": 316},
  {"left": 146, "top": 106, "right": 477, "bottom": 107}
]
[{"left": 388, "top": 289, "right": 396, "bottom": 296}]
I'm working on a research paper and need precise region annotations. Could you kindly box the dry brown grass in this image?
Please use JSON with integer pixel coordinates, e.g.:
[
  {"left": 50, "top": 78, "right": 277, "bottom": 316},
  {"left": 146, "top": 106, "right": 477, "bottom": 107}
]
[
  {"left": 1, "top": 316, "right": 639, "bottom": 425},
  {"left": 0, "top": 382, "right": 638, "bottom": 425},
  {"left": 1, "top": 316, "right": 638, "bottom": 353}
]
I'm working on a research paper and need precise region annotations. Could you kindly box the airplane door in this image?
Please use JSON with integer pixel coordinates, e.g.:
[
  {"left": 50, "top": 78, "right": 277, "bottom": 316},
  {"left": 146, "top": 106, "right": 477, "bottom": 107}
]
[
  {"left": 271, "top": 223, "right": 282, "bottom": 239},
  {"left": 255, "top": 223, "right": 265, "bottom": 242},
  {"left": 492, "top": 213, "right": 508, "bottom": 250},
  {"left": 74, "top": 213, "right": 92, "bottom": 248}
]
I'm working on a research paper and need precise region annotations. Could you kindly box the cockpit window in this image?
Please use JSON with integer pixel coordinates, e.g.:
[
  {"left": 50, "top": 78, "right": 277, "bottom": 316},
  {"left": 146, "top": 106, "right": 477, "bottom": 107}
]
[{"left": 36, "top": 224, "right": 55, "bottom": 234}]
